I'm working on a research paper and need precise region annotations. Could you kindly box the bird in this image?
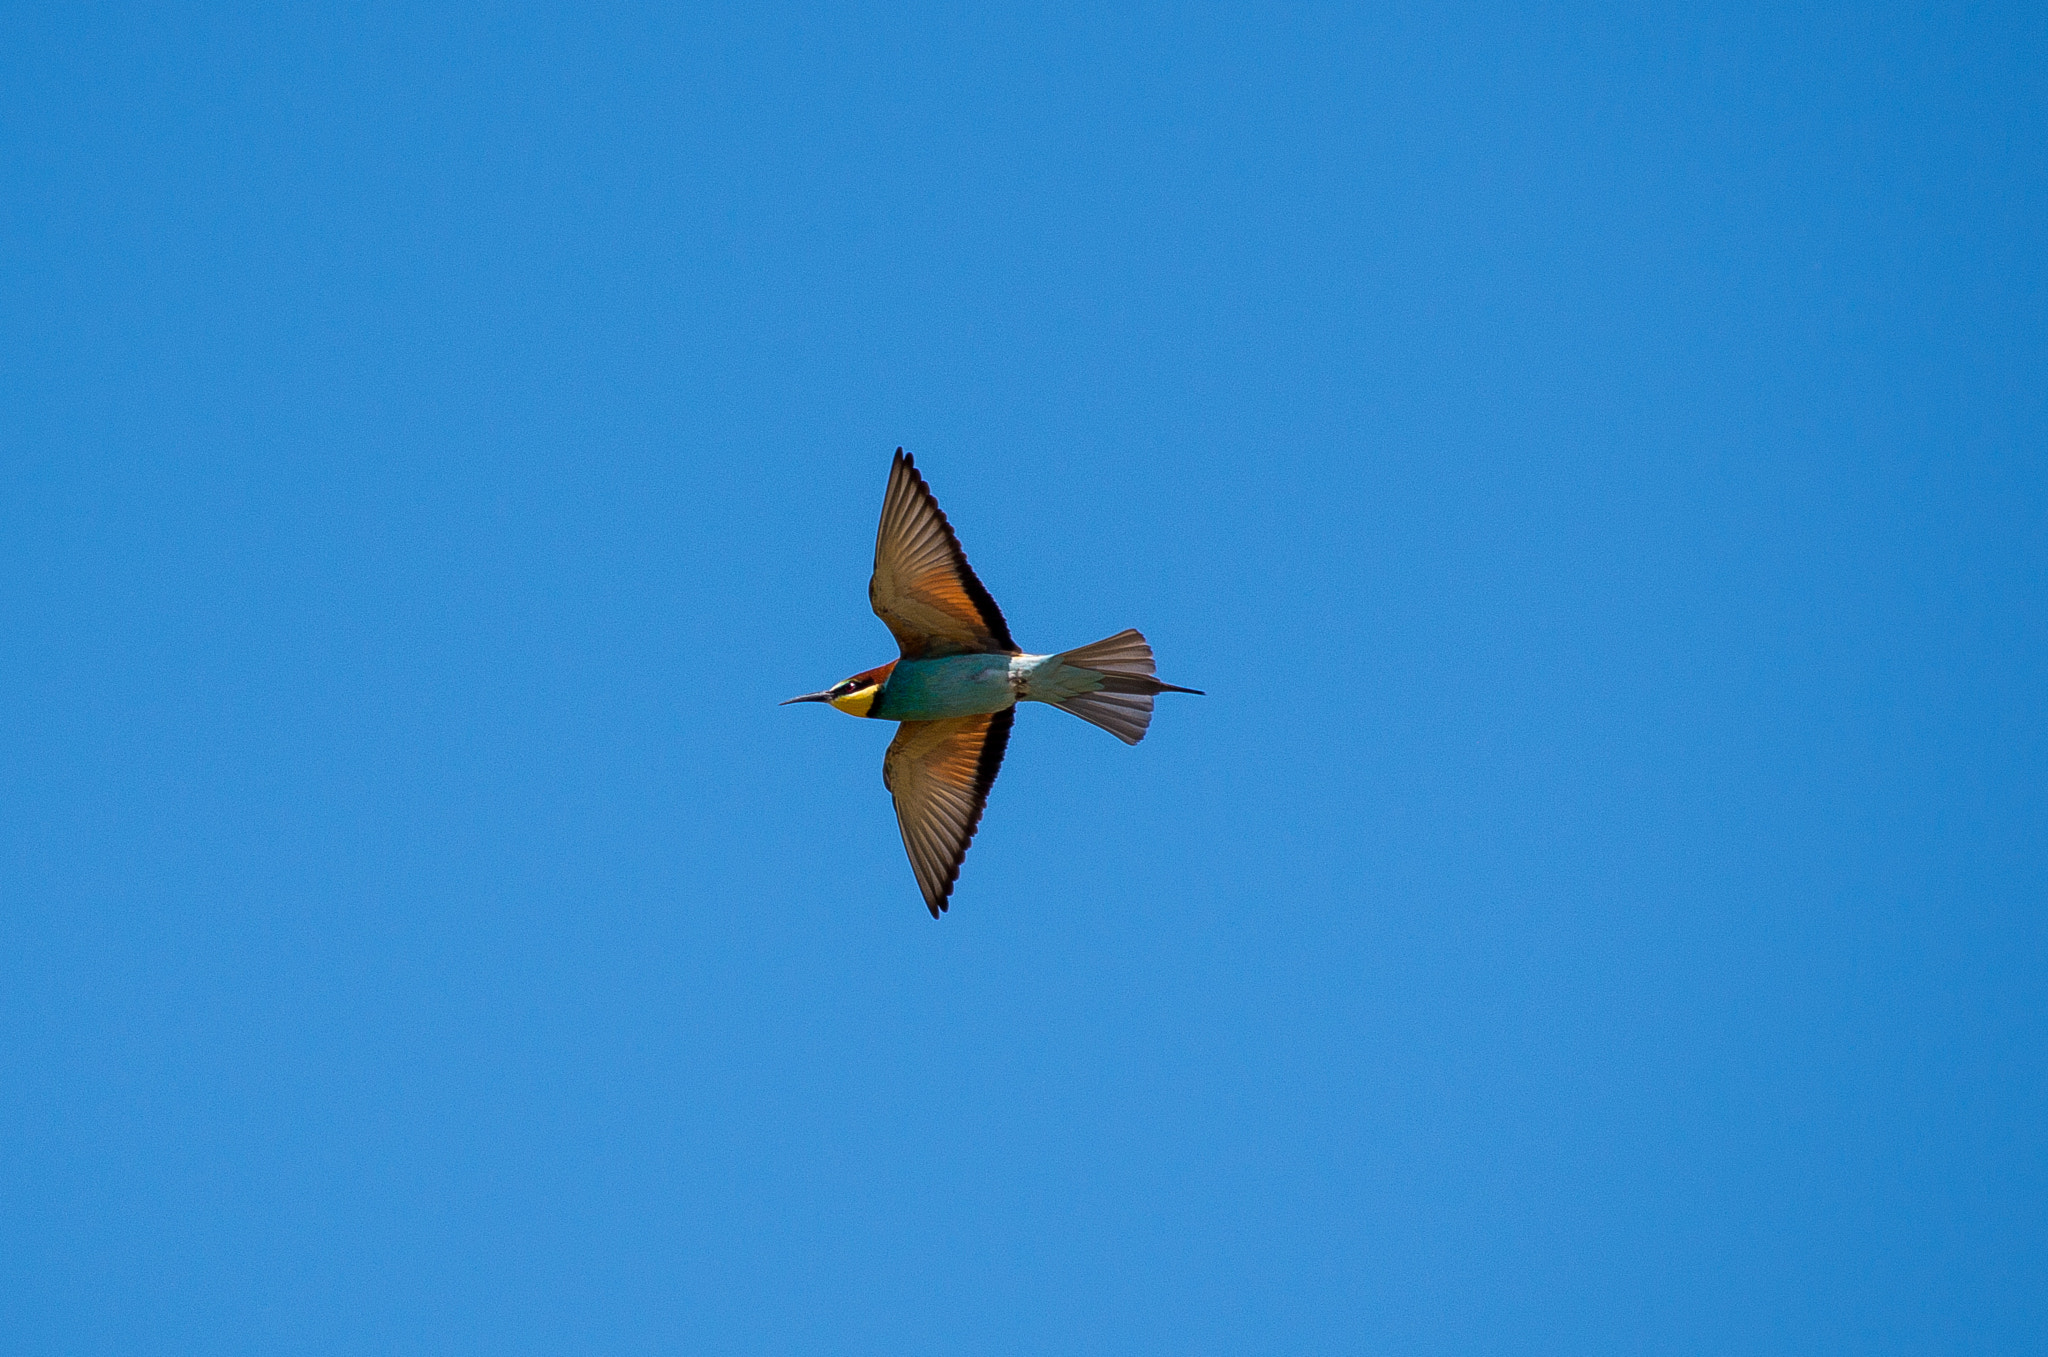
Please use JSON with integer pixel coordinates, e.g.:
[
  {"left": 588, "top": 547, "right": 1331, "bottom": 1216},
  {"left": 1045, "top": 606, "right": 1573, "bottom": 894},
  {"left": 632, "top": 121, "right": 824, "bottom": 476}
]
[{"left": 782, "top": 448, "right": 1203, "bottom": 917}]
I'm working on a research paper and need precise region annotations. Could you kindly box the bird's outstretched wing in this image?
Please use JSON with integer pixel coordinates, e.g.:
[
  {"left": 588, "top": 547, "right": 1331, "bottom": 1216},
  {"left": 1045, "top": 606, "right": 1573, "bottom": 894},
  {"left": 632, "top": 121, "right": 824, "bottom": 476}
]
[
  {"left": 882, "top": 709, "right": 1014, "bottom": 916},
  {"left": 870, "top": 449, "right": 1016, "bottom": 659}
]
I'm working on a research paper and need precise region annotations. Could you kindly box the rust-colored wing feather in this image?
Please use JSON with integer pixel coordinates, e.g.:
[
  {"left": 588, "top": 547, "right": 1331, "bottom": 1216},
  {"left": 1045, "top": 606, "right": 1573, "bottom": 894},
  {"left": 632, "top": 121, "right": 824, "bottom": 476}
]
[
  {"left": 881, "top": 709, "right": 1014, "bottom": 916},
  {"left": 870, "top": 449, "right": 1016, "bottom": 658}
]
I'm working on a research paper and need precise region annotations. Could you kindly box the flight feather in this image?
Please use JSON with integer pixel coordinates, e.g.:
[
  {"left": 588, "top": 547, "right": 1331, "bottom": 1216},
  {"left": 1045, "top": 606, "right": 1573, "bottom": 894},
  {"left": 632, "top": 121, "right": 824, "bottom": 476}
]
[
  {"left": 881, "top": 709, "right": 1014, "bottom": 916},
  {"left": 869, "top": 449, "right": 1016, "bottom": 658}
]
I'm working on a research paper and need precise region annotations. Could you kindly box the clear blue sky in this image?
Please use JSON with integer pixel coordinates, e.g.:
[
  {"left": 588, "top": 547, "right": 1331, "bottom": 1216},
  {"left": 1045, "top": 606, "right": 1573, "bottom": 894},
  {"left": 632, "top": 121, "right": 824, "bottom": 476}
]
[{"left": 4, "top": 4, "right": 2044, "bottom": 1352}]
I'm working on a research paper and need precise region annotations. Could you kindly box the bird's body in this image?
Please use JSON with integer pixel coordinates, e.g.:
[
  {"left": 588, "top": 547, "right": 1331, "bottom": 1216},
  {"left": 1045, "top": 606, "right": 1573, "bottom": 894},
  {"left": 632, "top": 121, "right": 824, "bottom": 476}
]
[
  {"left": 837, "top": 652, "right": 1128, "bottom": 722},
  {"left": 883, "top": 653, "right": 1017, "bottom": 719},
  {"left": 784, "top": 450, "right": 1201, "bottom": 916}
]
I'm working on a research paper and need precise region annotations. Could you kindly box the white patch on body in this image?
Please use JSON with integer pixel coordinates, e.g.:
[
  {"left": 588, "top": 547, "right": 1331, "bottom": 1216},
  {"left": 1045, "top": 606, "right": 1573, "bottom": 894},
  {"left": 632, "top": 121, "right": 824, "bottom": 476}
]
[{"left": 1011, "top": 652, "right": 1100, "bottom": 703}]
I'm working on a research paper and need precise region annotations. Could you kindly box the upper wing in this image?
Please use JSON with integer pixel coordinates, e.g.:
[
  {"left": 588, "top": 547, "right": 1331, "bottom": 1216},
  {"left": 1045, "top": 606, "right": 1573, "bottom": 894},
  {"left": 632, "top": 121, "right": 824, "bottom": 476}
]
[
  {"left": 881, "top": 709, "right": 1014, "bottom": 916},
  {"left": 870, "top": 449, "right": 1016, "bottom": 658}
]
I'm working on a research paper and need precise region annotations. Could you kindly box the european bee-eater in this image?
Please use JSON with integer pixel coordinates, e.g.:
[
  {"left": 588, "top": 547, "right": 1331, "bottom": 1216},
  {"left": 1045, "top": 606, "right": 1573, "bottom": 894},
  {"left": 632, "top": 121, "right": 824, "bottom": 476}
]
[{"left": 783, "top": 449, "right": 1203, "bottom": 916}]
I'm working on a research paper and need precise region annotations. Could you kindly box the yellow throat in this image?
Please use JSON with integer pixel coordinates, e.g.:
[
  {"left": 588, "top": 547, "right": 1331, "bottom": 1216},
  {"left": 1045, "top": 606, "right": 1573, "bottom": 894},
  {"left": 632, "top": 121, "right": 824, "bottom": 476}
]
[{"left": 830, "top": 685, "right": 878, "bottom": 718}]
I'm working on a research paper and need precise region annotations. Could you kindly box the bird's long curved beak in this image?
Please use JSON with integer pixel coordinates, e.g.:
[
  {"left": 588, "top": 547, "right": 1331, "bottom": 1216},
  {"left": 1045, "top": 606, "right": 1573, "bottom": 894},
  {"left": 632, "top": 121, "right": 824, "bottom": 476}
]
[{"left": 780, "top": 690, "right": 835, "bottom": 705}]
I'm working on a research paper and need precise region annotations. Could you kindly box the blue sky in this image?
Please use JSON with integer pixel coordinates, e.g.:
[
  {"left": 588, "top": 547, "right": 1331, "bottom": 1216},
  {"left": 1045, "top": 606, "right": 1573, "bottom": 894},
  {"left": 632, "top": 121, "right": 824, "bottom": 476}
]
[{"left": 4, "top": 3, "right": 2044, "bottom": 1352}]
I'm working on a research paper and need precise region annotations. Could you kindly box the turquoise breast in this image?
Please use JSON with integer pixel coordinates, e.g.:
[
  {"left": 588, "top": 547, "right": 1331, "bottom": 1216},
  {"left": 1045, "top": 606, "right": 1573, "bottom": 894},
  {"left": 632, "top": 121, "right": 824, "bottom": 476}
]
[{"left": 877, "top": 655, "right": 1017, "bottom": 720}]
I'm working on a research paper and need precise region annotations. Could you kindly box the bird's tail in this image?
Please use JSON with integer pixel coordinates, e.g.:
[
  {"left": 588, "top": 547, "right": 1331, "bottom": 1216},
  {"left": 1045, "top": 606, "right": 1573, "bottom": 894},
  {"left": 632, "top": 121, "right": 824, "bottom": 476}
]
[{"left": 1041, "top": 628, "right": 1204, "bottom": 746}]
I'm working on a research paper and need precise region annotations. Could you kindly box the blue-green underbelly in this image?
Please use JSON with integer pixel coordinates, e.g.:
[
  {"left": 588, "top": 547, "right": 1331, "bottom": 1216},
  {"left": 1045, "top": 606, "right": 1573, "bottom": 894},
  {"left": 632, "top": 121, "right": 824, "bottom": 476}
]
[{"left": 875, "top": 654, "right": 1018, "bottom": 721}]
